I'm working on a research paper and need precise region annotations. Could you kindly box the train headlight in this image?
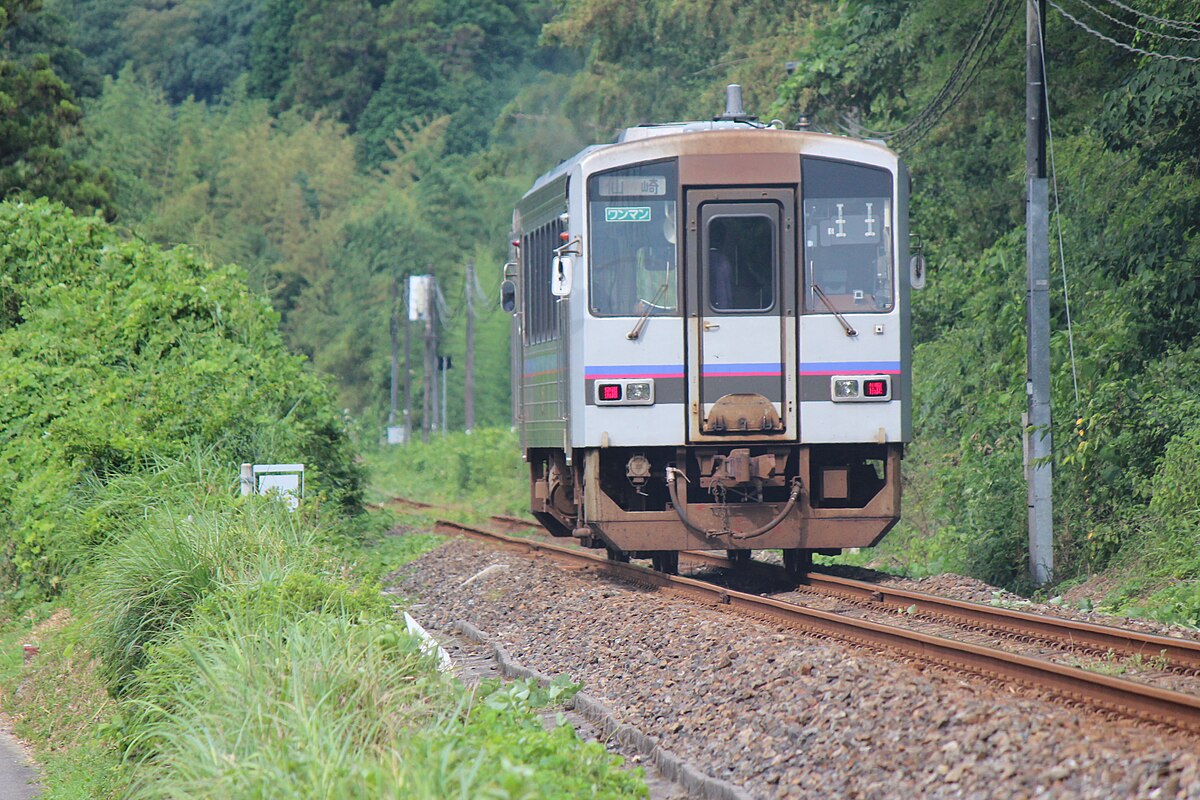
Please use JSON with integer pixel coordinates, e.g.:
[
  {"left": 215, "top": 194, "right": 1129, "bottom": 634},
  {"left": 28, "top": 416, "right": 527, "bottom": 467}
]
[
  {"left": 595, "top": 379, "right": 655, "bottom": 405},
  {"left": 626, "top": 382, "right": 652, "bottom": 402},
  {"left": 830, "top": 375, "right": 892, "bottom": 402},
  {"left": 834, "top": 379, "right": 859, "bottom": 398}
]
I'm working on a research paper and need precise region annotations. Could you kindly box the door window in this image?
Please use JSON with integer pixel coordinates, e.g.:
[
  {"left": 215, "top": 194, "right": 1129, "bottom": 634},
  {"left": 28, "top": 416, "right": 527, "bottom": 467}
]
[{"left": 705, "top": 214, "right": 776, "bottom": 313}]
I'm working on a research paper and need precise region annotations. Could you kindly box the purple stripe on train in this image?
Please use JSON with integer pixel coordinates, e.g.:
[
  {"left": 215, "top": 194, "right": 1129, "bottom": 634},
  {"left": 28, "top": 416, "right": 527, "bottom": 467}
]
[{"left": 585, "top": 364, "right": 685, "bottom": 380}]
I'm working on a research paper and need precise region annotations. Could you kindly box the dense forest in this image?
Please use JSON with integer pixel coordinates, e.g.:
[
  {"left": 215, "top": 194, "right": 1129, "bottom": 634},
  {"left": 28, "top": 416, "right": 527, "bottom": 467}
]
[{"left": 3, "top": 0, "right": 1199, "bottom": 608}]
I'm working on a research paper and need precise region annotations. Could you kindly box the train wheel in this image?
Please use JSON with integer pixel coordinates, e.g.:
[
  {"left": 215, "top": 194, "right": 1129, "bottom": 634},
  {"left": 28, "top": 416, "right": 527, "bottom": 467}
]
[
  {"left": 726, "top": 549, "right": 752, "bottom": 566},
  {"left": 650, "top": 551, "right": 679, "bottom": 575},
  {"left": 606, "top": 547, "right": 630, "bottom": 563},
  {"left": 782, "top": 548, "right": 812, "bottom": 578}
]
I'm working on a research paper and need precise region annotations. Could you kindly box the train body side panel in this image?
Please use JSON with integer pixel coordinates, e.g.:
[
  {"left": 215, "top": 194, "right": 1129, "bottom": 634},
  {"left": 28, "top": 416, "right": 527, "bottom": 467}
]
[
  {"left": 796, "top": 310, "right": 904, "bottom": 444},
  {"left": 519, "top": 341, "right": 567, "bottom": 449},
  {"left": 576, "top": 318, "right": 686, "bottom": 447}
]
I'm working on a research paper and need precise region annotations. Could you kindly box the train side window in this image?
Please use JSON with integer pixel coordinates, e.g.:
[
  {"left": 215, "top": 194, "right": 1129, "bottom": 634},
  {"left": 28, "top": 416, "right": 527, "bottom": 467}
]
[
  {"left": 802, "top": 158, "right": 894, "bottom": 314},
  {"left": 706, "top": 215, "right": 776, "bottom": 313},
  {"left": 588, "top": 159, "right": 679, "bottom": 317},
  {"left": 521, "top": 217, "right": 564, "bottom": 344}
]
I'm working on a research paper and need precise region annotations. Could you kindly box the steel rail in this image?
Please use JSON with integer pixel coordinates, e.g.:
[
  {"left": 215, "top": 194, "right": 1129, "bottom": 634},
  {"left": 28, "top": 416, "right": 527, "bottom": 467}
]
[
  {"left": 803, "top": 571, "right": 1200, "bottom": 672},
  {"left": 434, "top": 519, "right": 1200, "bottom": 735},
  {"left": 682, "top": 550, "right": 1200, "bottom": 672},
  {"left": 387, "top": 498, "right": 1200, "bottom": 672}
]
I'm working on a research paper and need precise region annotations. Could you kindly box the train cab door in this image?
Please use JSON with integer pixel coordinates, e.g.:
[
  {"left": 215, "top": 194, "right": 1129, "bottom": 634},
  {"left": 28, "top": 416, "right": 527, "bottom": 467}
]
[{"left": 685, "top": 188, "right": 797, "bottom": 442}]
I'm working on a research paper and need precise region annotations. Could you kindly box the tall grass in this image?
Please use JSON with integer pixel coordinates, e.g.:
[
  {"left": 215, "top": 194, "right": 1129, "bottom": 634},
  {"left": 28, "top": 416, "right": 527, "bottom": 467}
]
[
  {"left": 64, "top": 452, "right": 644, "bottom": 797},
  {"left": 122, "top": 604, "right": 644, "bottom": 799},
  {"left": 365, "top": 428, "right": 527, "bottom": 515},
  {"left": 85, "top": 497, "right": 327, "bottom": 691},
  {"left": 123, "top": 611, "right": 447, "bottom": 799}
]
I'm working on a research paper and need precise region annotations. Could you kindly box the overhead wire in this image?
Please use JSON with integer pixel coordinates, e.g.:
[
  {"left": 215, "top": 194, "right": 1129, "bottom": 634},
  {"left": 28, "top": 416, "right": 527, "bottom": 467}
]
[
  {"left": 1069, "top": 0, "right": 1200, "bottom": 41},
  {"left": 1033, "top": 0, "right": 1081, "bottom": 410},
  {"left": 839, "top": 0, "right": 1018, "bottom": 151},
  {"left": 841, "top": 0, "right": 1007, "bottom": 141},
  {"left": 893, "top": 0, "right": 1018, "bottom": 150},
  {"left": 1048, "top": 0, "right": 1200, "bottom": 60},
  {"left": 1097, "top": 0, "right": 1200, "bottom": 33}
]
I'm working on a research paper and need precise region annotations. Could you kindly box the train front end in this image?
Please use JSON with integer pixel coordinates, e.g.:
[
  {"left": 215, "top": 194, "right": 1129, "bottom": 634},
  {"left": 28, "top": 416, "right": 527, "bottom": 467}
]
[{"left": 512, "top": 109, "right": 913, "bottom": 572}]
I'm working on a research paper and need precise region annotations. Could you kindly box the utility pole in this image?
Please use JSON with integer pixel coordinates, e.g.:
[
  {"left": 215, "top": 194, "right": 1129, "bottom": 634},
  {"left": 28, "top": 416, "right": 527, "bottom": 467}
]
[
  {"left": 1026, "top": 0, "right": 1053, "bottom": 585},
  {"left": 440, "top": 356, "right": 448, "bottom": 436},
  {"left": 430, "top": 278, "right": 441, "bottom": 437},
  {"left": 465, "top": 261, "right": 476, "bottom": 433},
  {"left": 414, "top": 274, "right": 436, "bottom": 444},
  {"left": 388, "top": 277, "right": 399, "bottom": 428},
  {"left": 403, "top": 279, "right": 412, "bottom": 444}
]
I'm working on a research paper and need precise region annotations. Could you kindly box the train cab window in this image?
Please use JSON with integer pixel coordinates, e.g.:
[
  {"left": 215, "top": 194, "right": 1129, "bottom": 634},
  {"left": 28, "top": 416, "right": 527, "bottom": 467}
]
[
  {"left": 706, "top": 215, "right": 776, "bottom": 313},
  {"left": 588, "top": 160, "right": 680, "bottom": 317},
  {"left": 802, "top": 158, "right": 894, "bottom": 314}
]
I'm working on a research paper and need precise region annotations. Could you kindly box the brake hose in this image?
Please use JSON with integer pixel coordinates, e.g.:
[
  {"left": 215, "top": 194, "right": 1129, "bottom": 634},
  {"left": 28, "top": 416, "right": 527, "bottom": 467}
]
[{"left": 665, "top": 468, "right": 803, "bottom": 540}]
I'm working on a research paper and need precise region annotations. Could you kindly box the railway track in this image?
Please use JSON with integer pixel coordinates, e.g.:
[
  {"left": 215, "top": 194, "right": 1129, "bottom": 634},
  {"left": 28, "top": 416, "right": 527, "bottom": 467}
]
[
  {"left": 430, "top": 517, "right": 1200, "bottom": 736},
  {"left": 682, "top": 550, "right": 1200, "bottom": 675},
  {"left": 382, "top": 496, "right": 1200, "bottom": 675}
]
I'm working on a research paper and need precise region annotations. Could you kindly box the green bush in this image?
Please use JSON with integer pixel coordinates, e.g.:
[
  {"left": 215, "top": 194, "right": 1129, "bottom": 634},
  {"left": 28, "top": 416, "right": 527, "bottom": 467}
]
[
  {"left": 0, "top": 199, "right": 361, "bottom": 601},
  {"left": 1149, "top": 428, "right": 1200, "bottom": 520}
]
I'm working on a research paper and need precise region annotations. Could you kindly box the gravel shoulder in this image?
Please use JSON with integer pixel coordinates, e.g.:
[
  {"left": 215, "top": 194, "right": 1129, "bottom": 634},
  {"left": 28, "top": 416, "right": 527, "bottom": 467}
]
[{"left": 392, "top": 536, "right": 1200, "bottom": 799}]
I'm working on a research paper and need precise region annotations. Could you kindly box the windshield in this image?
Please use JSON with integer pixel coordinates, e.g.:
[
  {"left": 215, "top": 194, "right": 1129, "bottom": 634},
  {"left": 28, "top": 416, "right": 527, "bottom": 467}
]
[
  {"left": 588, "top": 160, "right": 680, "bottom": 317},
  {"left": 802, "top": 158, "right": 894, "bottom": 313}
]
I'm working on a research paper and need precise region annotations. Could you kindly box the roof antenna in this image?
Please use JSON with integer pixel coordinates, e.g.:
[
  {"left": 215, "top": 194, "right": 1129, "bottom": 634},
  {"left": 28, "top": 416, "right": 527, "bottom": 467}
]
[{"left": 714, "top": 85, "right": 757, "bottom": 123}]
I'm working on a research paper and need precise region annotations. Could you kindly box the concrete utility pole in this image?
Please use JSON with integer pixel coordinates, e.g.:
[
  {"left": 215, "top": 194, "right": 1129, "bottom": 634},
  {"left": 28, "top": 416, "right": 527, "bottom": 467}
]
[
  {"left": 440, "top": 356, "right": 448, "bottom": 436},
  {"left": 1026, "top": 0, "right": 1053, "bottom": 585},
  {"left": 423, "top": 296, "right": 434, "bottom": 444},
  {"left": 403, "top": 280, "right": 412, "bottom": 443},
  {"left": 389, "top": 277, "right": 399, "bottom": 427},
  {"left": 426, "top": 283, "right": 440, "bottom": 442},
  {"left": 411, "top": 274, "right": 437, "bottom": 444},
  {"left": 465, "top": 261, "right": 476, "bottom": 432}
]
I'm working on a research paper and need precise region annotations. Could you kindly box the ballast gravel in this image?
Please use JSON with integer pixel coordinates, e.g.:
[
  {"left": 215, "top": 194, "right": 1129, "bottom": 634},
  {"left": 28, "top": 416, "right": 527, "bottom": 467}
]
[{"left": 391, "top": 537, "right": 1200, "bottom": 799}]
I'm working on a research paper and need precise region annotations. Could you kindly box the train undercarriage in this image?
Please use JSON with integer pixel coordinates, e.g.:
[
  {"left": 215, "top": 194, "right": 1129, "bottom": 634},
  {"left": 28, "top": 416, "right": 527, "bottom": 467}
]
[{"left": 528, "top": 442, "right": 902, "bottom": 574}]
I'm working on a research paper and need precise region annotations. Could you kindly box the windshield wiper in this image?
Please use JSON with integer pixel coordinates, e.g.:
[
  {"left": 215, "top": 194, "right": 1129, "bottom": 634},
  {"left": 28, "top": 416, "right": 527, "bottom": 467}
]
[
  {"left": 811, "top": 284, "right": 858, "bottom": 337},
  {"left": 626, "top": 280, "right": 671, "bottom": 340}
]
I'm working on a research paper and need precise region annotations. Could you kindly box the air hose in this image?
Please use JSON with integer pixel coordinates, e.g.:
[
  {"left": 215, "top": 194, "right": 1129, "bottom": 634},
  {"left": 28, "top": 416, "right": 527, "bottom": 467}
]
[{"left": 665, "top": 468, "right": 803, "bottom": 540}]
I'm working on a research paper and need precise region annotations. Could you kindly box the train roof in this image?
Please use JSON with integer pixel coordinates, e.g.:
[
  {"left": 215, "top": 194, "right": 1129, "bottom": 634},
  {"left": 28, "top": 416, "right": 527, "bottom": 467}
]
[
  {"left": 522, "top": 119, "right": 894, "bottom": 203},
  {"left": 524, "top": 120, "right": 771, "bottom": 198},
  {"left": 520, "top": 86, "right": 900, "bottom": 205}
]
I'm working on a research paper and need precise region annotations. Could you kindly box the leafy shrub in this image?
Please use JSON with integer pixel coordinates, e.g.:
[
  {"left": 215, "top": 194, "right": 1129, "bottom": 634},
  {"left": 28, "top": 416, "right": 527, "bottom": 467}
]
[
  {"left": 0, "top": 199, "right": 361, "bottom": 601},
  {"left": 1149, "top": 427, "right": 1200, "bottom": 520}
]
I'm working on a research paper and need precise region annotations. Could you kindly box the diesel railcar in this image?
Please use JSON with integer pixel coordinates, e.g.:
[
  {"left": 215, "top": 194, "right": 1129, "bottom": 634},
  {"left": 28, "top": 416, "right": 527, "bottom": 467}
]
[{"left": 502, "top": 88, "right": 919, "bottom": 574}]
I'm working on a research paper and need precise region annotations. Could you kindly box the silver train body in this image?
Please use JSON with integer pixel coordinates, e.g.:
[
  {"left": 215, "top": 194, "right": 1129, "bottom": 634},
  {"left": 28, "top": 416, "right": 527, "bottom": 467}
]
[{"left": 506, "top": 113, "right": 912, "bottom": 568}]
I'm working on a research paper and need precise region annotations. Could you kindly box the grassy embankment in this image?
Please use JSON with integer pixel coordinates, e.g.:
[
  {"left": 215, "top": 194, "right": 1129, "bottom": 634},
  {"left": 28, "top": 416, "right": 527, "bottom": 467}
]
[{"left": 0, "top": 201, "right": 645, "bottom": 798}]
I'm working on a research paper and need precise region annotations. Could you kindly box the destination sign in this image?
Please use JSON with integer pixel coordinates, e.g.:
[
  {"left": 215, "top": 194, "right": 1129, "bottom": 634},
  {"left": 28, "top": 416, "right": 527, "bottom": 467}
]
[{"left": 598, "top": 176, "right": 667, "bottom": 196}]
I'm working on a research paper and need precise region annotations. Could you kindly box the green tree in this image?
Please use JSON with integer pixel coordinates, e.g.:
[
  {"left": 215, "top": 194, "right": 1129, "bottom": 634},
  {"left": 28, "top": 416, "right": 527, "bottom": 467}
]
[{"left": 0, "top": 0, "right": 109, "bottom": 212}]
